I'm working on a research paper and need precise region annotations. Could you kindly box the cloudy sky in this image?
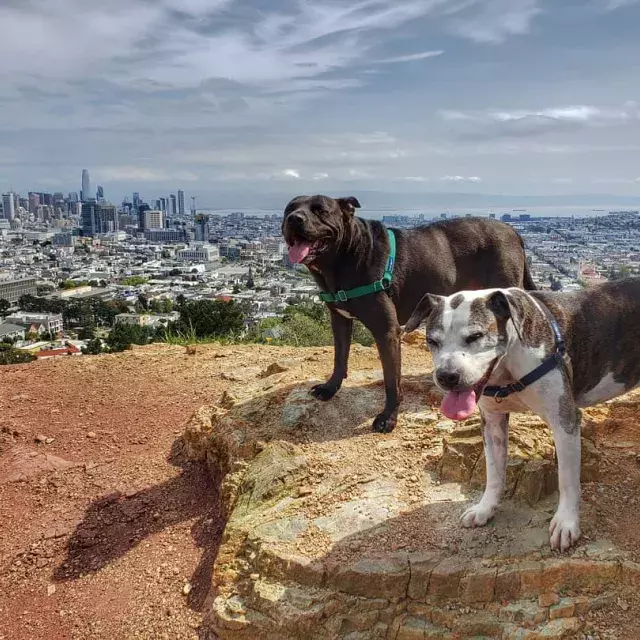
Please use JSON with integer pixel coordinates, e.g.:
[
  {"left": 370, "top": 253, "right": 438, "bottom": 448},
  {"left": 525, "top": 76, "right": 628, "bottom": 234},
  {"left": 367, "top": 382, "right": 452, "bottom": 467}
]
[{"left": 2, "top": 0, "right": 640, "bottom": 208}]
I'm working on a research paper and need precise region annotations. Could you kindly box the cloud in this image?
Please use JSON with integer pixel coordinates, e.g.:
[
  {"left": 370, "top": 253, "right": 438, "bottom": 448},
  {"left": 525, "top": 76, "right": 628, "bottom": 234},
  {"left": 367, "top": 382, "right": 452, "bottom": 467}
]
[
  {"left": 402, "top": 176, "right": 429, "bottom": 182},
  {"left": 312, "top": 173, "right": 330, "bottom": 181},
  {"left": 283, "top": 169, "right": 301, "bottom": 179},
  {"left": 446, "top": 0, "right": 542, "bottom": 44},
  {"left": 376, "top": 50, "right": 444, "bottom": 64},
  {"left": 439, "top": 103, "right": 640, "bottom": 139},
  {"left": 599, "top": 0, "right": 640, "bottom": 10},
  {"left": 98, "top": 166, "right": 199, "bottom": 182},
  {"left": 440, "top": 175, "right": 482, "bottom": 182}
]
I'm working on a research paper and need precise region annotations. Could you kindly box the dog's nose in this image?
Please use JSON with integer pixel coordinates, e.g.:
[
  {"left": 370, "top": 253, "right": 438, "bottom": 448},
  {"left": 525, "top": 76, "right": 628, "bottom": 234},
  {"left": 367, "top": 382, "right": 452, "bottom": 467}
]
[
  {"left": 436, "top": 370, "right": 460, "bottom": 389},
  {"left": 288, "top": 211, "right": 305, "bottom": 225}
]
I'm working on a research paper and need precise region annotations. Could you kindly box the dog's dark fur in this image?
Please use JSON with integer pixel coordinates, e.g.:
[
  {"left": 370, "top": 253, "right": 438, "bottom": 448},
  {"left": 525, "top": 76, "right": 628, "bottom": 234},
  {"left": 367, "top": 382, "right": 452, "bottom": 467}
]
[{"left": 282, "top": 194, "right": 536, "bottom": 432}]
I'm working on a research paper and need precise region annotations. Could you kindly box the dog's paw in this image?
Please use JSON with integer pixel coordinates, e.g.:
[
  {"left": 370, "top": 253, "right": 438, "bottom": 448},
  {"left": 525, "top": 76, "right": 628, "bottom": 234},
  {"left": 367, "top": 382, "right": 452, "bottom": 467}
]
[
  {"left": 460, "top": 502, "right": 496, "bottom": 528},
  {"left": 549, "top": 510, "right": 581, "bottom": 552},
  {"left": 310, "top": 383, "right": 338, "bottom": 401},
  {"left": 372, "top": 413, "right": 397, "bottom": 434}
]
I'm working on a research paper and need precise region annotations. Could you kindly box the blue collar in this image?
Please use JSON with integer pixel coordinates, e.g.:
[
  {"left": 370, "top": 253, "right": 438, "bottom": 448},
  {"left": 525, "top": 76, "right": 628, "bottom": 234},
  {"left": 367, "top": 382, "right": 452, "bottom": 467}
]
[{"left": 483, "top": 303, "right": 566, "bottom": 400}]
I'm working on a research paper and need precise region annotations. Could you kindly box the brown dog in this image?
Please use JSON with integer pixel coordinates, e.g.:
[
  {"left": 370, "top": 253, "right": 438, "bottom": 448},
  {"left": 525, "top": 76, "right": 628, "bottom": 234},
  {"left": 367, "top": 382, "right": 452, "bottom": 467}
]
[{"left": 282, "top": 194, "right": 535, "bottom": 433}]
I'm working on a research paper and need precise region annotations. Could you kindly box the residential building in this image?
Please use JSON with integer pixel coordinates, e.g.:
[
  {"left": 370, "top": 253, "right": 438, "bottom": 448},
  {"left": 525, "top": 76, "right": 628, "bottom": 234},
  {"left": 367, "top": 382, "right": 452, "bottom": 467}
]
[
  {"left": 6, "top": 312, "right": 64, "bottom": 335},
  {"left": 0, "top": 277, "right": 37, "bottom": 303},
  {"left": 0, "top": 323, "right": 26, "bottom": 342},
  {"left": 53, "top": 232, "right": 76, "bottom": 247},
  {"left": 115, "top": 313, "right": 152, "bottom": 326}
]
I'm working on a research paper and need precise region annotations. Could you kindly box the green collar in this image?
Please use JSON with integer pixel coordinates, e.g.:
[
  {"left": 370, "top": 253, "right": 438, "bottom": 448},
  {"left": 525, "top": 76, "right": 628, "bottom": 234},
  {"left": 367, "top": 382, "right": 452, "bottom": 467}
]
[{"left": 318, "top": 229, "right": 396, "bottom": 303}]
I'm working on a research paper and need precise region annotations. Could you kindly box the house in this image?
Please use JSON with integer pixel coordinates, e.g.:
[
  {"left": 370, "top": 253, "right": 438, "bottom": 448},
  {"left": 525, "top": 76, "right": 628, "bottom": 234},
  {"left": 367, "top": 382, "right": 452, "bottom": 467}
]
[
  {"left": 0, "top": 323, "right": 26, "bottom": 342},
  {"left": 35, "top": 344, "right": 82, "bottom": 359}
]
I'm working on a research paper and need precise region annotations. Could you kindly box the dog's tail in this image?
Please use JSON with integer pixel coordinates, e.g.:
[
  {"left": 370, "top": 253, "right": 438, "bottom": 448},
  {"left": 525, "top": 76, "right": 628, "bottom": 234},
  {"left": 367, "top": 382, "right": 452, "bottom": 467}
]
[{"left": 517, "top": 233, "right": 537, "bottom": 290}]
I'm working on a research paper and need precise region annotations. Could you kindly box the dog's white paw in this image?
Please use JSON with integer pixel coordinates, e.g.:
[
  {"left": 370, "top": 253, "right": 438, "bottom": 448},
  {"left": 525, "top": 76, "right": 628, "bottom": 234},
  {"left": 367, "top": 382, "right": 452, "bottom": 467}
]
[
  {"left": 549, "top": 510, "right": 581, "bottom": 551},
  {"left": 460, "top": 502, "right": 496, "bottom": 528}
]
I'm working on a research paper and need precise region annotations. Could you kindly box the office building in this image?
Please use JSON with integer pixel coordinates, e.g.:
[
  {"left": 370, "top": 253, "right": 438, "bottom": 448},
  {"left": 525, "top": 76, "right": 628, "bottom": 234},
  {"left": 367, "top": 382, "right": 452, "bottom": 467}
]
[
  {"left": 176, "top": 245, "right": 219, "bottom": 262},
  {"left": 169, "top": 194, "right": 177, "bottom": 216},
  {"left": 81, "top": 169, "right": 91, "bottom": 202},
  {"left": 0, "top": 277, "right": 37, "bottom": 304},
  {"left": 143, "top": 209, "right": 165, "bottom": 230},
  {"left": 96, "top": 185, "right": 104, "bottom": 200},
  {"left": 178, "top": 190, "right": 185, "bottom": 216},
  {"left": 81, "top": 202, "right": 118, "bottom": 236},
  {"left": 132, "top": 192, "right": 141, "bottom": 212},
  {"left": 2, "top": 192, "right": 16, "bottom": 221},
  {"left": 194, "top": 214, "right": 210, "bottom": 242},
  {"left": 28, "top": 192, "right": 40, "bottom": 214},
  {"left": 144, "top": 229, "right": 188, "bottom": 243}
]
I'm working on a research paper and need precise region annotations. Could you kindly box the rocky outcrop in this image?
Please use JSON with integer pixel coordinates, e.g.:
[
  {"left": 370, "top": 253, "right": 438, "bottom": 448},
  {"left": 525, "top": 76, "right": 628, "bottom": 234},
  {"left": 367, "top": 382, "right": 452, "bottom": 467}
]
[{"left": 182, "top": 352, "right": 633, "bottom": 639}]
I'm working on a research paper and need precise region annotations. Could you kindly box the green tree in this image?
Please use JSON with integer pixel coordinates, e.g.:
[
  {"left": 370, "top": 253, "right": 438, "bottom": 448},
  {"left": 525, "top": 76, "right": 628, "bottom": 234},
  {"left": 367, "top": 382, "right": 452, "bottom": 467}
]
[
  {"left": 120, "top": 276, "right": 148, "bottom": 286},
  {"left": 78, "top": 324, "right": 97, "bottom": 340},
  {"left": 177, "top": 300, "right": 244, "bottom": 338},
  {"left": 0, "top": 299, "right": 10, "bottom": 317},
  {"left": 0, "top": 344, "right": 36, "bottom": 365},
  {"left": 107, "top": 323, "right": 153, "bottom": 352},
  {"left": 82, "top": 337, "right": 103, "bottom": 355}
]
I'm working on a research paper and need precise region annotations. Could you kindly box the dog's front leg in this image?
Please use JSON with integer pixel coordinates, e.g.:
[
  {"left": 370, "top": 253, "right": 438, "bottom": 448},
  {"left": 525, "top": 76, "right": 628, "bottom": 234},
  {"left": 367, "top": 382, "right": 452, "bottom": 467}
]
[
  {"left": 310, "top": 309, "right": 353, "bottom": 401},
  {"left": 546, "top": 403, "right": 582, "bottom": 551},
  {"left": 461, "top": 410, "right": 509, "bottom": 528}
]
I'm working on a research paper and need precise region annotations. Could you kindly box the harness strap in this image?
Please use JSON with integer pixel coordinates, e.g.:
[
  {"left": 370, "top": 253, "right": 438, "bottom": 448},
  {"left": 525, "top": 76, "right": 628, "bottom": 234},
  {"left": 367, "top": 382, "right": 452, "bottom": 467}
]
[{"left": 318, "top": 228, "right": 396, "bottom": 303}]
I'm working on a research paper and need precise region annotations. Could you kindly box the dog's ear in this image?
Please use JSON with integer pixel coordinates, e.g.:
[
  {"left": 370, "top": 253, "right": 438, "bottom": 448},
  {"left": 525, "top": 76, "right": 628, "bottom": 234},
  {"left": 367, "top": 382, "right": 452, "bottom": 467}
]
[
  {"left": 336, "top": 196, "right": 361, "bottom": 217},
  {"left": 487, "top": 290, "right": 525, "bottom": 343},
  {"left": 404, "top": 293, "right": 441, "bottom": 333}
]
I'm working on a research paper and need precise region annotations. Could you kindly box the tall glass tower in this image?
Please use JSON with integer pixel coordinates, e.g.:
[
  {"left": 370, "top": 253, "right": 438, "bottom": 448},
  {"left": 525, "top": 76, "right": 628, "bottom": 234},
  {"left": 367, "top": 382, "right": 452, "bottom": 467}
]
[{"left": 81, "top": 169, "right": 91, "bottom": 202}]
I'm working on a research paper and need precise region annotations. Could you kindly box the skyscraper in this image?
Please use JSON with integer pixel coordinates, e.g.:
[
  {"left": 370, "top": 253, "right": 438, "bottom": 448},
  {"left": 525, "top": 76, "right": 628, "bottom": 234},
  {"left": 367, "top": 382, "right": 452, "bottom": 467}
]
[
  {"left": 177, "top": 190, "right": 185, "bottom": 216},
  {"left": 143, "top": 210, "right": 165, "bottom": 230},
  {"left": 194, "top": 214, "right": 210, "bottom": 242},
  {"left": 169, "top": 194, "right": 177, "bottom": 216},
  {"left": 81, "top": 202, "right": 117, "bottom": 236},
  {"left": 81, "top": 169, "right": 91, "bottom": 202},
  {"left": 132, "top": 192, "right": 141, "bottom": 212},
  {"left": 2, "top": 192, "right": 16, "bottom": 221},
  {"left": 96, "top": 185, "right": 104, "bottom": 200},
  {"left": 160, "top": 197, "right": 167, "bottom": 213}
]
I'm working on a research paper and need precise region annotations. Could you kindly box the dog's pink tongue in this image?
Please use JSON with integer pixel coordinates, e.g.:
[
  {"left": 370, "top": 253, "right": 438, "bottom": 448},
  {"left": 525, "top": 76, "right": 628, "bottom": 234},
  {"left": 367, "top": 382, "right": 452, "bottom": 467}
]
[
  {"left": 288, "top": 241, "right": 312, "bottom": 263},
  {"left": 441, "top": 389, "right": 478, "bottom": 421}
]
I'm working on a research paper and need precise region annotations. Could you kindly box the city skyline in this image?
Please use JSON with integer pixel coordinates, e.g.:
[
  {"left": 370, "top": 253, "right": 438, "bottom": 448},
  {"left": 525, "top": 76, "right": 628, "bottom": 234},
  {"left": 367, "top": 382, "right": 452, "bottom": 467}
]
[{"left": 1, "top": 1, "right": 640, "bottom": 200}]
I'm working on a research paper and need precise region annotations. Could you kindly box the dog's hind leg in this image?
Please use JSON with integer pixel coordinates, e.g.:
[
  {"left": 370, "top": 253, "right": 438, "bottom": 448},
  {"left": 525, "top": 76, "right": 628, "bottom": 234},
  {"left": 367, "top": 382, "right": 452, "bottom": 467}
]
[
  {"left": 461, "top": 410, "right": 509, "bottom": 528},
  {"left": 311, "top": 310, "right": 353, "bottom": 401},
  {"left": 370, "top": 318, "right": 402, "bottom": 434}
]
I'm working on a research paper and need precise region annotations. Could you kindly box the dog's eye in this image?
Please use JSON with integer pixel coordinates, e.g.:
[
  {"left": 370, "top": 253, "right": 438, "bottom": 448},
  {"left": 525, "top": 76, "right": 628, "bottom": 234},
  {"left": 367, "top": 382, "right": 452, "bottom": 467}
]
[
  {"left": 426, "top": 338, "right": 440, "bottom": 349},
  {"left": 465, "top": 332, "right": 484, "bottom": 345}
]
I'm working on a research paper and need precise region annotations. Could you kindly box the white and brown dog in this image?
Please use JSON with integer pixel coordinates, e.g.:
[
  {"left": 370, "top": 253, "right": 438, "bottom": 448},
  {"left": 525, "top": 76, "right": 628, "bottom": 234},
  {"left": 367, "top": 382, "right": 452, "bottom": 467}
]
[{"left": 404, "top": 278, "right": 640, "bottom": 551}]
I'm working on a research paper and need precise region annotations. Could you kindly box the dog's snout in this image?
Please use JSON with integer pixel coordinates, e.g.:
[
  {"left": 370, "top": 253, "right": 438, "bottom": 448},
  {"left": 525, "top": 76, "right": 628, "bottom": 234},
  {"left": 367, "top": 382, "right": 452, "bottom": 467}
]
[
  {"left": 288, "top": 211, "right": 305, "bottom": 225},
  {"left": 436, "top": 370, "right": 461, "bottom": 390}
]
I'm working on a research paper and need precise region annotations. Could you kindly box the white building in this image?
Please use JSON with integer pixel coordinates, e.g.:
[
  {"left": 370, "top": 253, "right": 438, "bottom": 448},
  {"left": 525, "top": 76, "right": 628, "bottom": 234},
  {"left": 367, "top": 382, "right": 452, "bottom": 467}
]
[
  {"left": 144, "top": 210, "right": 165, "bottom": 230},
  {"left": 176, "top": 244, "right": 219, "bottom": 262},
  {"left": 6, "top": 312, "right": 64, "bottom": 335}
]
